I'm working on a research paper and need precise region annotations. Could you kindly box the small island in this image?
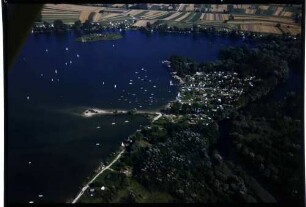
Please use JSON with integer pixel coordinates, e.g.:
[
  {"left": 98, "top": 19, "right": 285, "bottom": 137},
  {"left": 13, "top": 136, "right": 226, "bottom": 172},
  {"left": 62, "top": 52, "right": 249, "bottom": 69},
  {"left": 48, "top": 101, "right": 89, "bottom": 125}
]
[{"left": 75, "top": 33, "right": 123, "bottom": 42}]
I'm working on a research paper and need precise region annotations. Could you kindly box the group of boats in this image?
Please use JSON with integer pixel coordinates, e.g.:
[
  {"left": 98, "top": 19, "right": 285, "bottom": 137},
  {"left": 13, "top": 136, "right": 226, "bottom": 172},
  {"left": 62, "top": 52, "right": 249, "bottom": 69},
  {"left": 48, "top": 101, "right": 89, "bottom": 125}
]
[{"left": 99, "top": 65, "right": 176, "bottom": 109}]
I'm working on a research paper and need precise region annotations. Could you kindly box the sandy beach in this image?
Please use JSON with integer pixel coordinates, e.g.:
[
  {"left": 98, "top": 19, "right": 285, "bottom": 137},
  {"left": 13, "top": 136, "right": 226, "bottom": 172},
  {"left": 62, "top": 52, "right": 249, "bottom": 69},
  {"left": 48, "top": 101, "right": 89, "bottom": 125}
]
[{"left": 83, "top": 108, "right": 128, "bottom": 117}]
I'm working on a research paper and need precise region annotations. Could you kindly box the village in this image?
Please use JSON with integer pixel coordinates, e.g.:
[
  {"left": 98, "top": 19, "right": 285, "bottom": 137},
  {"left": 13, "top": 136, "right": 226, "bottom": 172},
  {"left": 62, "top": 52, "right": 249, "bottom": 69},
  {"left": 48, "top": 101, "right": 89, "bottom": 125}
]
[{"left": 160, "top": 63, "right": 258, "bottom": 126}]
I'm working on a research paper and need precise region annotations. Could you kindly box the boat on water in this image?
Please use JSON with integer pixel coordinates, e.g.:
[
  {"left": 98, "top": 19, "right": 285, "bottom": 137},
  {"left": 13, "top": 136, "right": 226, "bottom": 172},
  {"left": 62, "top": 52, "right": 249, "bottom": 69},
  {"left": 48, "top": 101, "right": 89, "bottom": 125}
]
[
  {"left": 114, "top": 84, "right": 117, "bottom": 89},
  {"left": 162, "top": 60, "right": 170, "bottom": 64},
  {"left": 77, "top": 54, "right": 80, "bottom": 58},
  {"left": 170, "top": 80, "right": 173, "bottom": 86},
  {"left": 66, "top": 47, "right": 69, "bottom": 51},
  {"left": 162, "top": 60, "right": 171, "bottom": 68}
]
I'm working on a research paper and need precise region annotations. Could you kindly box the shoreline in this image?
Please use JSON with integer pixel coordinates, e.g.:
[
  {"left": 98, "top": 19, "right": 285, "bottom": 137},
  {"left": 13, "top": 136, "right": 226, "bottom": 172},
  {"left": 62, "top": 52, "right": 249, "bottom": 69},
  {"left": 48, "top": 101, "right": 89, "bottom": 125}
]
[
  {"left": 69, "top": 101, "right": 172, "bottom": 203},
  {"left": 82, "top": 108, "right": 161, "bottom": 118},
  {"left": 71, "top": 149, "right": 126, "bottom": 203},
  {"left": 69, "top": 67, "right": 183, "bottom": 203},
  {"left": 70, "top": 90, "right": 177, "bottom": 203},
  {"left": 69, "top": 110, "right": 164, "bottom": 203}
]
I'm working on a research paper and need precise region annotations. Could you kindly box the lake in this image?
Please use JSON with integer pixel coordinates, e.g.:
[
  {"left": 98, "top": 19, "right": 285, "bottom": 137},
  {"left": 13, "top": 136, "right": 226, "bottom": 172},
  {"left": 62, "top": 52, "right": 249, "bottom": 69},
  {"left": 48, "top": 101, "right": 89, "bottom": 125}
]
[{"left": 7, "top": 30, "right": 245, "bottom": 203}]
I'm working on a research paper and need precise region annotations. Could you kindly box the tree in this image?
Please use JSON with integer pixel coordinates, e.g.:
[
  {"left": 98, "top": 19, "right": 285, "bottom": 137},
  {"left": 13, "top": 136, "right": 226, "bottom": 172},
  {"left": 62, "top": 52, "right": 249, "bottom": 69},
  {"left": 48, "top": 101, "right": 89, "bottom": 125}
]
[
  {"left": 73, "top": 20, "right": 82, "bottom": 32},
  {"left": 53, "top": 19, "right": 67, "bottom": 32},
  {"left": 146, "top": 21, "right": 152, "bottom": 29},
  {"left": 171, "top": 102, "right": 181, "bottom": 114},
  {"left": 88, "top": 12, "right": 96, "bottom": 22},
  {"left": 128, "top": 109, "right": 137, "bottom": 115},
  {"left": 192, "top": 24, "right": 199, "bottom": 32}
]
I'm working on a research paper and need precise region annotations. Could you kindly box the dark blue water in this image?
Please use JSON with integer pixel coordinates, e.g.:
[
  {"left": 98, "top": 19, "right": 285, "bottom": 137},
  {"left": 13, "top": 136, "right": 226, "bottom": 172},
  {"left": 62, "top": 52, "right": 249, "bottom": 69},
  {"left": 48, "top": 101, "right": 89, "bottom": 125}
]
[{"left": 7, "top": 30, "right": 245, "bottom": 203}]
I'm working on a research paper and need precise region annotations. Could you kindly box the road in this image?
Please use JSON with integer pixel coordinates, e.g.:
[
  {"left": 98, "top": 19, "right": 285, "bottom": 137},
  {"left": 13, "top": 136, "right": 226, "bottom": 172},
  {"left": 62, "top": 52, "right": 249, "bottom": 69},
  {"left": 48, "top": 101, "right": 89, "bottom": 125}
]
[
  {"left": 152, "top": 112, "right": 162, "bottom": 122},
  {"left": 71, "top": 149, "right": 125, "bottom": 204}
]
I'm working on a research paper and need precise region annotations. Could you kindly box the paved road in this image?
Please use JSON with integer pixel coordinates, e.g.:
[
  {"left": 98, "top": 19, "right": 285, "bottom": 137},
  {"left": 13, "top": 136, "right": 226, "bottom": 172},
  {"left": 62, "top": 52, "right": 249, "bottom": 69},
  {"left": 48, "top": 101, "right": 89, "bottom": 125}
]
[{"left": 72, "top": 149, "right": 125, "bottom": 204}]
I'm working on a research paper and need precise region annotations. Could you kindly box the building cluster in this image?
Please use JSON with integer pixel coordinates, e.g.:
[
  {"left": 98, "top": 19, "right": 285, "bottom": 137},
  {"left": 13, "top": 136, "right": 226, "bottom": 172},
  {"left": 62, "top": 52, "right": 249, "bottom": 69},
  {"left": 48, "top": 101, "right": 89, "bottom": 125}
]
[{"left": 169, "top": 71, "right": 257, "bottom": 124}]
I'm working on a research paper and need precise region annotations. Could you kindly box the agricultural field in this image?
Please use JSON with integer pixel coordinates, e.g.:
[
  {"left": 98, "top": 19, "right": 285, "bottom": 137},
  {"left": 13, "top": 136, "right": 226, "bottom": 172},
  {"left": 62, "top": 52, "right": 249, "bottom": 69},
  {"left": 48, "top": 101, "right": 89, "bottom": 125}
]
[
  {"left": 211, "top": 4, "right": 228, "bottom": 13},
  {"left": 40, "top": 4, "right": 301, "bottom": 35},
  {"left": 183, "top": 4, "right": 195, "bottom": 12},
  {"left": 133, "top": 20, "right": 157, "bottom": 27},
  {"left": 240, "top": 24, "right": 282, "bottom": 34},
  {"left": 41, "top": 4, "right": 102, "bottom": 24},
  {"left": 199, "top": 13, "right": 229, "bottom": 21}
]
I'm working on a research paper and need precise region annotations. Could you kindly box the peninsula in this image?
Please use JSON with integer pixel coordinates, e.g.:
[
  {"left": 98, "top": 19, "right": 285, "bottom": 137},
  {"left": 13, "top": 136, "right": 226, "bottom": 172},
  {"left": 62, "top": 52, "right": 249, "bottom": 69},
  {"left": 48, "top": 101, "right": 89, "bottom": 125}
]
[{"left": 74, "top": 37, "right": 303, "bottom": 204}]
